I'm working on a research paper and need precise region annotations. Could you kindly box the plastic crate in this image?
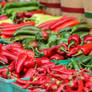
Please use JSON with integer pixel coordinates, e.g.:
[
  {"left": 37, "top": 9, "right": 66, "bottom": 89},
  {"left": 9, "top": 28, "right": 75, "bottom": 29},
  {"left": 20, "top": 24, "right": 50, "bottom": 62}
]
[
  {"left": 0, "top": 77, "right": 30, "bottom": 92},
  {"left": 11, "top": 83, "right": 29, "bottom": 92},
  {"left": 51, "top": 58, "right": 79, "bottom": 65},
  {"left": 11, "top": 83, "right": 46, "bottom": 92}
]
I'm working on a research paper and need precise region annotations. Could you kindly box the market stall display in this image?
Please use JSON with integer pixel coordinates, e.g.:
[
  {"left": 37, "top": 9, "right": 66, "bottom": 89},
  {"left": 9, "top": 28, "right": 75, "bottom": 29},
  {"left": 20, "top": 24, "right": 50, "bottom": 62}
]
[{"left": 0, "top": 1, "right": 92, "bottom": 92}]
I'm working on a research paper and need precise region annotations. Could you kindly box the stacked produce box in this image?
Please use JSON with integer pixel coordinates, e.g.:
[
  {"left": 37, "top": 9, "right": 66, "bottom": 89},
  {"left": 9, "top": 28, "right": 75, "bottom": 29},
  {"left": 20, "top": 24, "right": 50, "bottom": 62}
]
[{"left": 0, "top": 1, "right": 92, "bottom": 92}]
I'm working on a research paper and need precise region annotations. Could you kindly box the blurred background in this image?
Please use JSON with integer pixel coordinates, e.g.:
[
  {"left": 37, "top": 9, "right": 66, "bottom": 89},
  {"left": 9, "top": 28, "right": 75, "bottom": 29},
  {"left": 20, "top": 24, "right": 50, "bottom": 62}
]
[{"left": 1, "top": 0, "right": 92, "bottom": 24}]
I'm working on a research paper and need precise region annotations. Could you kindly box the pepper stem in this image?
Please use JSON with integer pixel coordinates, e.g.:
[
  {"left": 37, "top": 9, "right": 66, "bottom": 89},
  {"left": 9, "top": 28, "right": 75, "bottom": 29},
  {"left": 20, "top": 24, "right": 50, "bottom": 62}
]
[
  {"left": 72, "top": 50, "right": 83, "bottom": 57},
  {"left": 87, "top": 41, "right": 92, "bottom": 44},
  {"left": 35, "top": 48, "right": 44, "bottom": 56},
  {"left": 59, "top": 47, "right": 69, "bottom": 54},
  {"left": 68, "top": 41, "right": 75, "bottom": 50}
]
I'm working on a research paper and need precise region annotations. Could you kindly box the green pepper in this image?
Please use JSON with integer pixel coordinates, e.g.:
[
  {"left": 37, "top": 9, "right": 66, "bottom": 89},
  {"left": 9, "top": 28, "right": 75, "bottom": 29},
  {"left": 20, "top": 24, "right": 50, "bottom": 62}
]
[
  {"left": 2, "top": 0, "right": 38, "bottom": 13},
  {"left": 48, "top": 32, "right": 58, "bottom": 45},
  {"left": 11, "top": 35, "right": 35, "bottom": 42},
  {"left": 4, "top": 6, "right": 40, "bottom": 16},
  {"left": 71, "top": 24, "right": 92, "bottom": 33},
  {"left": 79, "top": 55, "right": 92, "bottom": 64},
  {"left": 13, "top": 29, "right": 39, "bottom": 36},
  {"left": 39, "top": 43, "right": 49, "bottom": 49},
  {"left": 19, "top": 26, "right": 41, "bottom": 31},
  {"left": 56, "top": 38, "right": 68, "bottom": 45},
  {"left": 58, "top": 27, "right": 71, "bottom": 33}
]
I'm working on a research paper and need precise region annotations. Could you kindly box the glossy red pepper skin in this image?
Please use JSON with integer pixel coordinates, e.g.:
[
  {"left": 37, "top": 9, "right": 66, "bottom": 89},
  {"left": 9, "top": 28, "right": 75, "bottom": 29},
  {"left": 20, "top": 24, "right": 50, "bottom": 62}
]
[
  {"left": 50, "top": 17, "right": 75, "bottom": 30},
  {"left": 16, "top": 12, "right": 23, "bottom": 18},
  {"left": 0, "top": 50, "right": 17, "bottom": 61},
  {"left": 1, "top": 1, "right": 7, "bottom": 8},
  {"left": 24, "top": 58, "right": 50, "bottom": 68},
  {"left": 0, "top": 23, "right": 18, "bottom": 28},
  {"left": 53, "top": 19, "right": 79, "bottom": 32},
  {"left": 68, "top": 34, "right": 81, "bottom": 48},
  {"left": 2, "top": 43, "right": 23, "bottom": 50},
  {"left": 10, "top": 47, "right": 35, "bottom": 58},
  {"left": 50, "top": 54, "right": 64, "bottom": 61},
  {"left": 23, "top": 68, "right": 37, "bottom": 78},
  {"left": 83, "top": 35, "right": 92, "bottom": 44},
  {"left": 0, "top": 15, "right": 8, "bottom": 20},
  {"left": 41, "top": 31, "right": 48, "bottom": 39},
  {"left": 39, "top": 47, "right": 56, "bottom": 57},
  {"left": 16, "top": 53, "right": 27, "bottom": 73},
  {"left": 67, "top": 46, "right": 79, "bottom": 56},
  {"left": 56, "top": 43, "right": 68, "bottom": 55},
  {"left": 0, "top": 54, "right": 8, "bottom": 64},
  {"left": 79, "top": 43, "right": 92, "bottom": 55}
]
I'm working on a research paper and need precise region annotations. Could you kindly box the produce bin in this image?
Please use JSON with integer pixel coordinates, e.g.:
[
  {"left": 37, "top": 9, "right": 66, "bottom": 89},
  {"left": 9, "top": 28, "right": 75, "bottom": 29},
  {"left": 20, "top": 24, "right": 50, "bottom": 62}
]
[{"left": 51, "top": 58, "right": 79, "bottom": 65}]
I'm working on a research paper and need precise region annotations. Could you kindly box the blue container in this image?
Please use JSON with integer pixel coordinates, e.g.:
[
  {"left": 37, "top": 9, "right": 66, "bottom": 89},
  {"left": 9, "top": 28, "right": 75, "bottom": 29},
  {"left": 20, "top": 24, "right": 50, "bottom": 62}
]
[
  {"left": 11, "top": 83, "right": 28, "bottom": 92},
  {"left": 0, "top": 76, "right": 30, "bottom": 92}
]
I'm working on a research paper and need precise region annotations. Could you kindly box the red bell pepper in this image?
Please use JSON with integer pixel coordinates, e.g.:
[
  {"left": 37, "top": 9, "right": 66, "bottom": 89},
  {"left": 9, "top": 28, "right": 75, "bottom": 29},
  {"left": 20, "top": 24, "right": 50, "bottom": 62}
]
[
  {"left": 68, "top": 34, "right": 81, "bottom": 50},
  {"left": 56, "top": 43, "right": 68, "bottom": 55},
  {"left": 83, "top": 35, "right": 92, "bottom": 44}
]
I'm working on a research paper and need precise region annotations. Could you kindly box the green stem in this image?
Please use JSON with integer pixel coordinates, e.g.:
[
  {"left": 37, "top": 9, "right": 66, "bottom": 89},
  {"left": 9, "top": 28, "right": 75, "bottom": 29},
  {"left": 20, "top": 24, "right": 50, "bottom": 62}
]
[
  {"left": 72, "top": 50, "right": 83, "bottom": 57},
  {"left": 68, "top": 41, "right": 75, "bottom": 50},
  {"left": 59, "top": 47, "right": 69, "bottom": 54}
]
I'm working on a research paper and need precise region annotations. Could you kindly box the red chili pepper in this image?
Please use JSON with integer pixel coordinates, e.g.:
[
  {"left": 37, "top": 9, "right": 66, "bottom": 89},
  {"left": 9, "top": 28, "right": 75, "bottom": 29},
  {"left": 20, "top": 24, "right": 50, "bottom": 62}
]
[
  {"left": 15, "top": 53, "right": 27, "bottom": 73},
  {"left": 0, "top": 54, "right": 8, "bottom": 64},
  {"left": 22, "top": 68, "right": 27, "bottom": 74},
  {"left": 77, "top": 80, "right": 84, "bottom": 92},
  {"left": 39, "top": 47, "right": 56, "bottom": 57},
  {"left": 53, "top": 19, "right": 79, "bottom": 32},
  {"left": 40, "top": 62, "right": 56, "bottom": 69},
  {"left": 0, "top": 50, "right": 17, "bottom": 61},
  {"left": 24, "top": 58, "right": 50, "bottom": 68},
  {"left": 50, "top": 54, "right": 64, "bottom": 61},
  {"left": 11, "top": 71, "right": 20, "bottom": 78},
  {"left": 50, "top": 17, "right": 76, "bottom": 30},
  {"left": 56, "top": 43, "right": 68, "bottom": 55},
  {"left": 23, "top": 68, "right": 37, "bottom": 78},
  {"left": 16, "top": 78, "right": 30, "bottom": 84},
  {"left": 16, "top": 12, "right": 23, "bottom": 18},
  {"left": 73, "top": 43, "right": 92, "bottom": 56},
  {"left": 2, "top": 43, "right": 23, "bottom": 50},
  {"left": 0, "top": 23, "right": 18, "bottom": 28},
  {"left": 1, "top": 31, "right": 15, "bottom": 36},
  {"left": 10, "top": 47, "right": 35, "bottom": 58},
  {"left": 67, "top": 46, "right": 79, "bottom": 57},
  {"left": 1, "top": 1, "right": 7, "bottom": 8},
  {"left": 0, "top": 15, "right": 8, "bottom": 20},
  {"left": 83, "top": 35, "right": 92, "bottom": 44},
  {"left": 68, "top": 34, "right": 81, "bottom": 50},
  {"left": 39, "top": 31, "right": 48, "bottom": 39}
]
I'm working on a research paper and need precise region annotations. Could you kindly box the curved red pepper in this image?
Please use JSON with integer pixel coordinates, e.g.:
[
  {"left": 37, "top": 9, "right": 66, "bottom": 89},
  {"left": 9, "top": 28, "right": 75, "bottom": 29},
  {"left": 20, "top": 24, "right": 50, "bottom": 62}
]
[
  {"left": 2, "top": 43, "right": 23, "bottom": 50},
  {"left": 24, "top": 58, "right": 50, "bottom": 68},
  {"left": 67, "top": 46, "right": 79, "bottom": 57},
  {"left": 23, "top": 68, "right": 37, "bottom": 78},
  {"left": 0, "top": 54, "right": 8, "bottom": 64},
  {"left": 50, "top": 17, "right": 76, "bottom": 30},
  {"left": 39, "top": 47, "right": 56, "bottom": 57},
  {"left": 10, "top": 47, "right": 35, "bottom": 58},
  {"left": 16, "top": 53, "right": 27, "bottom": 73},
  {"left": 83, "top": 35, "right": 92, "bottom": 44},
  {"left": 68, "top": 34, "right": 81, "bottom": 49},
  {"left": 56, "top": 43, "right": 68, "bottom": 55},
  {"left": 53, "top": 19, "right": 79, "bottom": 32},
  {"left": 50, "top": 54, "right": 64, "bottom": 61}
]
